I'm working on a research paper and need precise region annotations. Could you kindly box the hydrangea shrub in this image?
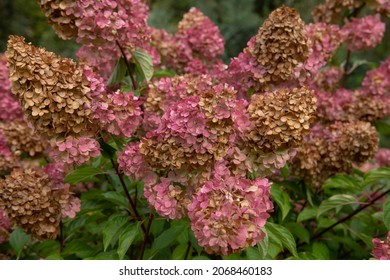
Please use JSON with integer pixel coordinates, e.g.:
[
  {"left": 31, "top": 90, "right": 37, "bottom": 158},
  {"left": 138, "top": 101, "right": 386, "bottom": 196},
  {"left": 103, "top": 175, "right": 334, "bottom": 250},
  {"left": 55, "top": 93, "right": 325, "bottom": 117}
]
[{"left": 0, "top": 0, "right": 389, "bottom": 260}]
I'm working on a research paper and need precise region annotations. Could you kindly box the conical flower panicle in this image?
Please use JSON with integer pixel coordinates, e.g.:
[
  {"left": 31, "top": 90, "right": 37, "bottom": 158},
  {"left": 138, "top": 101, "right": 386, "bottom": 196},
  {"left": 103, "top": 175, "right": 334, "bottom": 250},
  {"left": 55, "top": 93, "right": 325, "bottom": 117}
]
[
  {"left": 5, "top": 35, "right": 94, "bottom": 137},
  {"left": 249, "top": 6, "right": 309, "bottom": 86}
]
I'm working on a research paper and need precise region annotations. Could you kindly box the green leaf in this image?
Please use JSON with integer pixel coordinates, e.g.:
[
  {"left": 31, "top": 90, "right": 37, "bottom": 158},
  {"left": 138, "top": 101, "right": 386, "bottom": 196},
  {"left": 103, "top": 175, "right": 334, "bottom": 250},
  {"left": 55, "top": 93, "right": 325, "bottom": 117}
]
[
  {"left": 285, "top": 222, "right": 310, "bottom": 244},
  {"left": 172, "top": 243, "right": 189, "bottom": 260},
  {"left": 108, "top": 58, "right": 127, "bottom": 86},
  {"left": 103, "top": 215, "right": 129, "bottom": 251},
  {"left": 297, "top": 207, "right": 317, "bottom": 223},
  {"left": 9, "top": 228, "right": 30, "bottom": 259},
  {"left": 363, "top": 168, "right": 390, "bottom": 187},
  {"left": 271, "top": 184, "right": 291, "bottom": 220},
  {"left": 102, "top": 191, "right": 129, "bottom": 208},
  {"left": 99, "top": 140, "right": 117, "bottom": 159},
  {"left": 322, "top": 174, "right": 362, "bottom": 192},
  {"left": 117, "top": 224, "right": 139, "bottom": 260},
  {"left": 375, "top": 117, "right": 390, "bottom": 135},
  {"left": 246, "top": 246, "right": 263, "bottom": 260},
  {"left": 312, "top": 242, "right": 330, "bottom": 259},
  {"left": 384, "top": 196, "right": 390, "bottom": 230},
  {"left": 62, "top": 240, "right": 98, "bottom": 258},
  {"left": 45, "top": 253, "right": 64, "bottom": 260},
  {"left": 256, "top": 227, "right": 269, "bottom": 259},
  {"left": 266, "top": 222, "right": 297, "bottom": 257},
  {"left": 131, "top": 49, "right": 154, "bottom": 81},
  {"left": 317, "top": 194, "right": 357, "bottom": 217},
  {"left": 153, "top": 69, "right": 176, "bottom": 78},
  {"left": 64, "top": 166, "right": 103, "bottom": 184},
  {"left": 151, "top": 221, "right": 188, "bottom": 254}
]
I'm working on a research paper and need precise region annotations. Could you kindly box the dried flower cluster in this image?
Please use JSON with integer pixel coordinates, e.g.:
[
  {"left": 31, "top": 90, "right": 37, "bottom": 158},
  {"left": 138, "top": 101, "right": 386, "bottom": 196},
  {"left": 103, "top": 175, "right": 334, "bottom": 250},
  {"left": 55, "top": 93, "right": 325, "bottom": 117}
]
[
  {"left": 292, "top": 121, "right": 379, "bottom": 185},
  {"left": 36, "top": 0, "right": 78, "bottom": 40},
  {"left": 249, "top": 6, "right": 309, "bottom": 87},
  {"left": 372, "top": 232, "right": 390, "bottom": 260},
  {"left": 341, "top": 14, "right": 385, "bottom": 51},
  {"left": 0, "top": 119, "right": 46, "bottom": 157},
  {"left": 245, "top": 87, "right": 317, "bottom": 152},
  {"left": 0, "top": 209, "right": 11, "bottom": 244},
  {"left": 0, "top": 131, "right": 14, "bottom": 173},
  {"left": 0, "top": 169, "right": 61, "bottom": 239},
  {"left": 312, "top": 0, "right": 363, "bottom": 23},
  {"left": 6, "top": 36, "right": 94, "bottom": 137},
  {"left": 188, "top": 163, "right": 272, "bottom": 255}
]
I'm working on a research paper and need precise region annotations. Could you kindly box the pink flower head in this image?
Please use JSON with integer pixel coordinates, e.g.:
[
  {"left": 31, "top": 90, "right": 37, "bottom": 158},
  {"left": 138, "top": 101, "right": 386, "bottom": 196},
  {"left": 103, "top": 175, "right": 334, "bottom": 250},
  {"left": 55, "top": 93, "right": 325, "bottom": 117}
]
[
  {"left": 118, "top": 142, "right": 157, "bottom": 187},
  {"left": 304, "top": 23, "right": 342, "bottom": 74},
  {"left": 0, "top": 54, "right": 23, "bottom": 123},
  {"left": 188, "top": 170, "right": 273, "bottom": 255},
  {"left": 177, "top": 7, "right": 224, "bottom": 60},
  {"left": 143, "top": 177, "right": 188, "bottom": 220},
  {"left": 372, "top": 232, "right": 390, "bottom": 260},
  {"left": 374, "top": 148, "right": 390, "bottom": 167},
  {"left": 90, "top": 90, "right": 143, "bottom": 137},
  {"left": 51, "top": 136, "right": 100, "bottom": 166},
  {"left": 341, "top": 14, "right": 385, "bottom": 51},
  {"left": 362, "top": 56, "right": 390, "bottom": 97}
]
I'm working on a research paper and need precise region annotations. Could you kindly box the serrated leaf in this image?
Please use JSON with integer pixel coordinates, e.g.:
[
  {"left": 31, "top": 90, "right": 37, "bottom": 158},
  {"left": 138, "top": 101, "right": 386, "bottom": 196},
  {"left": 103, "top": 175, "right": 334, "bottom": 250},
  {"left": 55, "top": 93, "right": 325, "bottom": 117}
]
[
  {"left": 64, "top": 167, "right": 103, "bottom": 184},
  {"left": 297, "top": 207, "right": 317, "bottom": 223},
  {"left": 103, "top": 215, "right": 129, "bottom": 251},
  {"left": 317, "top": 194, "right": 356, "bottom": 217},
  {"left": 266, "top": 222, "right": 297, "bottom": 257},
  {"left": 118, "top": 224, "right": 139, "bottom": 259},
  {"left": 102, "top": 191, "right": 129, "bottom": 208},
  {"left": 108, "top": 58, "right": 127, "bottom": 86},
  {"left": 312, "top": 242, "right": 330, "bottom": 259},
  {"left": 152, "top": 222, "right": 188, "bottom": 253},
  {"left": 363, "top": 168, "right": 390, "bottom": 187},
  {"left": 246, "top": 246, "right": 262, "bottom": 260},
  {"left": 9, "top": 228, "right": 30, "bottom": 259},
  {"left": 99, "top": 140, "right": 117, "bottom": 159},
  {"left": 271, "top": 184, "right": 291, "bottom": 220},
  {"left": 131, "top": 49, "right": 153, "bottom": 81},
  {"left": 322, "top": 174, "right": 362, "bottom": 192},
  {"left": 384, "top": 196, "right": 390, "bottom": 230},
  {"left": 62, "top": 240, "right": 98, "bottom": 258}
]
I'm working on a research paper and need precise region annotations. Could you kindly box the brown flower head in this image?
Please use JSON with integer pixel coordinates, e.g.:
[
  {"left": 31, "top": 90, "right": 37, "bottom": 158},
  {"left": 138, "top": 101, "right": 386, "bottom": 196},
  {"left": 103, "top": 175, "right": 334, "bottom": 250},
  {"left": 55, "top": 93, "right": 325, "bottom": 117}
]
[
  {"left": 292, "top": 121, "right": 379, "bottom": 186},
  {"left": 249, "top": 6, "right": 309, "bottom": 86},
  {"left": 245, "top": 87, "right": 317, "bottom": 153},
  {"left": 5, "top": 36, "right": 94, "bottom": 137},
  {"left": 0, "top": 168, "right": 61, "bottom": 239},
  {"left": 0, "top": 119, "right": 46, "bottom": 157},
  {"left": 36, "top": 0, "right": 78, "bottom": 40},
  {"left": 312, "top": 0, "right": 363, "bottom": 23}
]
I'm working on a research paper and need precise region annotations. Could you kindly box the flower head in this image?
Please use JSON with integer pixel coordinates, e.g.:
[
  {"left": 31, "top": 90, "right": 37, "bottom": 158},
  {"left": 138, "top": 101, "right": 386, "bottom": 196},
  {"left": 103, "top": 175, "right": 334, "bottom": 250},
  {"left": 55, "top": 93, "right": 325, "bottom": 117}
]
[
  {"left": 341, "top": 14, "right": 385, "bottom": 51},
  {"left": 372, "top": 232, "right": 390, "bottom": 260},
  {"left": 0, "top": 169, "right": 61, "bottom": 239},
  {"left": 6, "top": 36, "right": 94, "bottom": 137},
  {"left": 249, "top": 6, "right": 309, "bottom": 86},
  {"left": 188, "top": 167, "right": 273, "bottom": 255}
]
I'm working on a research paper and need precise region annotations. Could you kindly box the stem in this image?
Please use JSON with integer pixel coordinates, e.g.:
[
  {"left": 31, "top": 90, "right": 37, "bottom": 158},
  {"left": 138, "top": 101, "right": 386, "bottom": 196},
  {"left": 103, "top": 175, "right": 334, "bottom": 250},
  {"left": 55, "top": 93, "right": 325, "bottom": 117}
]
[
  {"left": 341, "top": 50, "right": 351, "bottom": 87},
  {"left": 308, "top": 189, "right": 390, "bottom": 243},
  {"left": 139, "top": 213, "right": 154, "bottom": 260},
  {"left": 115, "top": 40, "right": 138, "bottom": 90},
  {"left": 184, "top": 242, "right": 192, "bottom": 260},
  {"left": 110, "top": 157, "right": 147, "bottom": 235}
]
